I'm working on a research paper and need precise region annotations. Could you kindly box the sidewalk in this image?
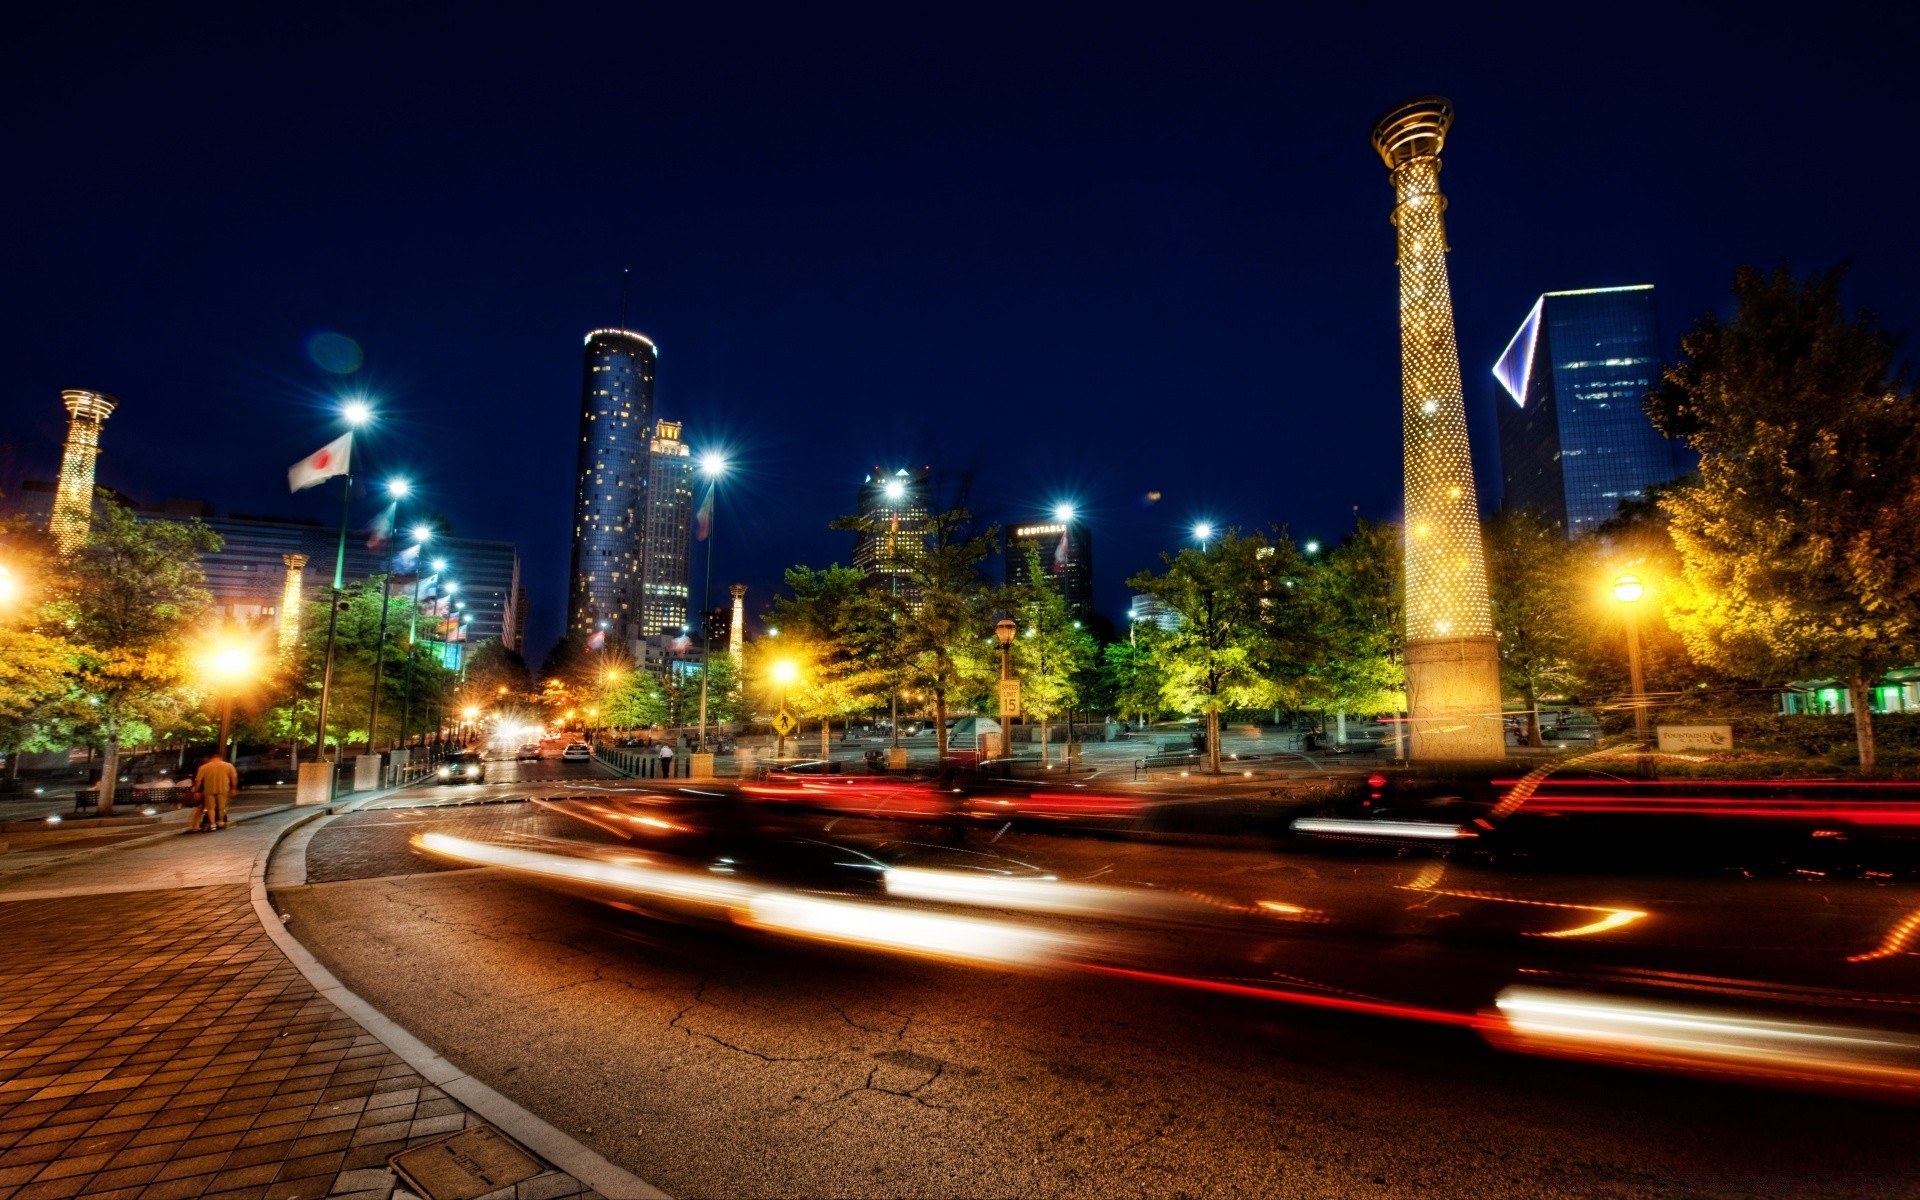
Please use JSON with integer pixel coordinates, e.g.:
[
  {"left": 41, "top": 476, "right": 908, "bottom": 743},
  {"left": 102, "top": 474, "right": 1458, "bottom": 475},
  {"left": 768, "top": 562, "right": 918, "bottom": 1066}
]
[{"left": 0, "top": 805, "right": 602, "bottom": 1200}]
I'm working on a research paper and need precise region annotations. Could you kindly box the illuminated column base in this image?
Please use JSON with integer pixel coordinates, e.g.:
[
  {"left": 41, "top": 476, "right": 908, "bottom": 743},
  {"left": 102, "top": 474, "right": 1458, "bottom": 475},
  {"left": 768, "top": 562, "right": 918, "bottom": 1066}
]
[{"left": 1404, "top": 635, "right": 1506, "bottom": 760}]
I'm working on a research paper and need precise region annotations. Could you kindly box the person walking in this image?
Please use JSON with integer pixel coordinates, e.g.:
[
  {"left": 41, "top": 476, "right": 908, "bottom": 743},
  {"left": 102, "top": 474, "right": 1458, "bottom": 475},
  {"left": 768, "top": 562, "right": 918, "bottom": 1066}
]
[
  {"left": 191, "top": 750, "right": 238, "bottom": 831},
  {"left": 656, "top": 741, "right": 675, "bottom": 778}
]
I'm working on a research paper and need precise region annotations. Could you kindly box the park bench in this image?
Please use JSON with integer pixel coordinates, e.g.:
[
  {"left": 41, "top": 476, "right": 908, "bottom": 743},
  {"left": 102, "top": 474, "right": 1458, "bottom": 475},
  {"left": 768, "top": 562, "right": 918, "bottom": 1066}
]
[
  {"left": 1134, "top": 751, "right": 1202, "bottom": 778},
  {"left": 72, "top": 788, "right": 98, "bottom": 813}
]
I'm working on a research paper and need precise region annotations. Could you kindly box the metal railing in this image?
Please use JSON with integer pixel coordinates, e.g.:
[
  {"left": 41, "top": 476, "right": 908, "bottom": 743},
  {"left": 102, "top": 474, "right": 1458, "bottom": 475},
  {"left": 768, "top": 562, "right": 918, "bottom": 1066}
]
[{"left": 594, "top": 746, "right": 692, "bottom": 779}]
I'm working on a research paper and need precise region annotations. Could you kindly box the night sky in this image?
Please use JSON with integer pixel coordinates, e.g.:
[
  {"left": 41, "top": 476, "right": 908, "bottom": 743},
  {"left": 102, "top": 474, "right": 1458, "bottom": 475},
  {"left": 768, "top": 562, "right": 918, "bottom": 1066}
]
[{"left": 6, "top": 5, "right": 1916, "bottom": 659}]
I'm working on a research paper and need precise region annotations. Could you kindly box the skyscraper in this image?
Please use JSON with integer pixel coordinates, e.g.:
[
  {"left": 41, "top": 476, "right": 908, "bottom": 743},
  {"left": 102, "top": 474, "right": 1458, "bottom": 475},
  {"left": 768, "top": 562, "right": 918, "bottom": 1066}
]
[
  {"left": 567, "top": 329, "right": 656, "bottom": 649},
  {"left": 852, "top": 467, "right": 931, "bottom": 606},
  {"left": 639, "top": 418, "right": 695, "bottom": 638},
  {"left": 1372, "top": 96, "right": 1505, "bottom": 760},
  {"left": 1006, "top": 510, "right": 1093, "bottom": 615},
  {"left": 1494, "top": 285, "right": 1674, "bottom": 536},
  {"left": 51, "top": 389, "right": 116, "bottom": 556}
]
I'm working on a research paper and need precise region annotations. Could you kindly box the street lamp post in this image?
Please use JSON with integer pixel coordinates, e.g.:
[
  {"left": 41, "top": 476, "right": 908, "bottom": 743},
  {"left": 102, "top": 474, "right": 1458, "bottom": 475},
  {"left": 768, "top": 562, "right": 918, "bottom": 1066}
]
[
  {"left": 1612, "top": 574, "right": 1652, "bottom": 777},
  {"left": 994, "top": 618, "right": 1017, "bottom": 761},
  {"left": 315, "top": 402, "right": 371, "bottom": 765},
  {"left": 398, "top": 537, "right": 436, "bottom": 750},
  {"left": 211, "top": 644, "right": 252, "bottom": 763},
  {"left": 365, "top": 479, "right": 409, "bottom": 753},
  {"left": 1193, "top": 521, "right": 1215, "bottom": 550},
  {"left": 695, "top": 453, "right": 726, "bottom": 752}
]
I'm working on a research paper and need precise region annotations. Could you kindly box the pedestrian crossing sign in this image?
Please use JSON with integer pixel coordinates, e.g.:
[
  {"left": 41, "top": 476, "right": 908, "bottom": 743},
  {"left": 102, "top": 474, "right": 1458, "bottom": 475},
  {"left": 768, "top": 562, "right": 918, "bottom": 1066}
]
[{"left": 771, "top": 710, "right": 798, "bottom": 737}]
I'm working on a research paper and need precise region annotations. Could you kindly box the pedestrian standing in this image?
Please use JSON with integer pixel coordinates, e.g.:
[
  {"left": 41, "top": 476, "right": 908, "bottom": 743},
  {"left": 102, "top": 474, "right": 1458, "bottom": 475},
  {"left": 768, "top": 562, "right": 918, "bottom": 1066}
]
[
  {"left": 657, "top": 741, "right": 675, "bottom": 777},
  {"left": 191, "top": 751, "right": 238, "bottom": 831}
]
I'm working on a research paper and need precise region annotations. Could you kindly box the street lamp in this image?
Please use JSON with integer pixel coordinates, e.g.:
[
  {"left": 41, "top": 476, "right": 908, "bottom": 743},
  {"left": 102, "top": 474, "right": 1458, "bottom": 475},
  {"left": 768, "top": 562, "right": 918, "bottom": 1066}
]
[
  {"left": 1193, "top": 522, "right": 1215, "bottom": 548},
  {"left": 1053, "top": 502, "right": 1076, "bottom": 522},
  {"left": 994, "top": 618, "right": 1018, "bottom": 759},
  {"left": 696, "top": 453, "right": 728, "bottom": 753},
  {"left": 364, "top": 477, "right": 411, "bottom": 754},
  {"left": 210, "top": 643, "right": 253, "bottom": 760},
  {"left": 1612, "top": 573, "right": 1652, "bottom": 775},
  {"left": 314, "top": 399, "right": 374, "bottom": 766}
]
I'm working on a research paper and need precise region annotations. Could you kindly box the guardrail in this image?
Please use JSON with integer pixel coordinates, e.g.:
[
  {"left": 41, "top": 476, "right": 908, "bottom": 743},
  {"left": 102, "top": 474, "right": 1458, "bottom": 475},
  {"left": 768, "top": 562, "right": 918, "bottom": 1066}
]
[{"left": 594, "top": 746, "right": 691, "bottom": 779}]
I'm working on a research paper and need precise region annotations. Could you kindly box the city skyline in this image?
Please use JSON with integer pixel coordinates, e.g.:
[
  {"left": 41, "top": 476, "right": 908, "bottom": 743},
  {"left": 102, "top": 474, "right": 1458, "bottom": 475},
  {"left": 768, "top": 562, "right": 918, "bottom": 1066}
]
[{"left": 5, "top": 10, "right": 1916, "bottom": 656}]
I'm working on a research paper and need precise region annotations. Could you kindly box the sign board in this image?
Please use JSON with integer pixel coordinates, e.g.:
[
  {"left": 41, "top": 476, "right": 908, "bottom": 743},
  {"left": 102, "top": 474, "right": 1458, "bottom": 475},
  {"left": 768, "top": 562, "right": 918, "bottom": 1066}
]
[
  {"left": 770, "top": 709, "right": 798, "bottom": 737},
  {"left": 1657, "top": 724, "right": 1733, "bottom": 752},
  {"left": 998, "top": 679, "right": 1021, "bottom": 719}
]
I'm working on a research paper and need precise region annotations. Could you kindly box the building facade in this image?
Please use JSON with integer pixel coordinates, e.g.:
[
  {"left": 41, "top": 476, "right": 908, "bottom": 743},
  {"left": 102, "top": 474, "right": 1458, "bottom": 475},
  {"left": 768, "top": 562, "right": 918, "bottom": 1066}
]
[
  {"left": 638, "top": 419, "right": 695, "bottom": 639},
  {"left": 852, "top": 467, "right": 931, "bottom": 606},
  {"left": 1006, "top": 516, "right": 1092, "bottom": 615},
  {"left": 567, "top": 329, "right": 657, "bottom": 648},
  {"left": 1493, "top": 285, "right": 1676, "bottom": 536}
]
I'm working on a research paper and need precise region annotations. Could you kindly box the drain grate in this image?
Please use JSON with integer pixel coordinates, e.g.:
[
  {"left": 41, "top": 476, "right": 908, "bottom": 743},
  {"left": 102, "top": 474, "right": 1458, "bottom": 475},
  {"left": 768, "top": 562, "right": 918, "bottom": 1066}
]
[{"left": 389, "top": 1125, "right": 544, "bottom": 1200}]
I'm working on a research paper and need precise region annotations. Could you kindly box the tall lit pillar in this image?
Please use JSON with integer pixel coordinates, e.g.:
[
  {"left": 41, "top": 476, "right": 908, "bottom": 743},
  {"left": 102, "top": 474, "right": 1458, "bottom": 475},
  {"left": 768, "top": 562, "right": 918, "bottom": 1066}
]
[
  {"left": 278, "top": 554, "right": 310, "bottom": 663},
  {"left": 728, "top": 584, "right": 746, "bottom": 663},
  {"left": 50, "top": 390, "right": 117, "bottom": 556},
  {"left": 1371, "top": 97, "right": 1505, "bottom": 759}
]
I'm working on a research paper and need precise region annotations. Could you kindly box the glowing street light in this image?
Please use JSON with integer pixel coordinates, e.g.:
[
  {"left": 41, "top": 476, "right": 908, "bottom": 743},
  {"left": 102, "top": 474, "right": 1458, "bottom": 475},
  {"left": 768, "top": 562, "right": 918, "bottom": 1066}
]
[
  {"left": 1304, "top": 540, "right": 1320, "bottom": 555},
  {"left": 0, "top": 564, "right": 17, "bottom": 607},
  {"left": 695, "top": 450, "right": 732, "bottom": 752},
  {"left": 1612, "top": 573, "right": 1651, "bottom": 771},
  {"left": 412, "top": 524, "right": 434, "bottom": 544},
  {"left": 700, "top": 452, "right": 728, "bottom": 479},
  {"left": 341, "top": 400, "right": 373, "bottom": 427},
  {"left": 1053, "top": 502, "right": 1076, "bottom": 522},
  {"left": 432, "top": 558, "right": 448, "bottom": 572},
  {"left": 884, "top": 479, "right": 906, "bottom": 502},
  {"left": 386, "top": 478, "right": 411, "bottom": 499},
  {"left": 205, "top": 640, "right": 256, "bottom": 761},
  {"left": 1193, "top": 522, "right": 1215, "bottom": 548}
]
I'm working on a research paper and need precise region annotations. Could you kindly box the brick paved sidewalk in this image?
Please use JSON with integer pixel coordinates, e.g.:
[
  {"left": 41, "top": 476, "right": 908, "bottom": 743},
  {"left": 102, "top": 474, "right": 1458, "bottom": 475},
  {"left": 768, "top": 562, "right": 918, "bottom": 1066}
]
[{"left": 0, "top": 813, "right": 600, "bottom": 1200}]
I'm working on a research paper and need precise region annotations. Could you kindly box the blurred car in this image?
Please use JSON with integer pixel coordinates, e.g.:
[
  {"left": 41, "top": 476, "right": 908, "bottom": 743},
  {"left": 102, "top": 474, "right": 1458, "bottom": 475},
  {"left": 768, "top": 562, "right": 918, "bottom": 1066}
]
[
  {"left": 561, "top": 743, "right": 592, "bottom": 762},
  {"left": 436, "top": 752, "right": 487, "bottom": 784},
  {"left": 515, "top": 743, "right": 543, "bottom": 761}
]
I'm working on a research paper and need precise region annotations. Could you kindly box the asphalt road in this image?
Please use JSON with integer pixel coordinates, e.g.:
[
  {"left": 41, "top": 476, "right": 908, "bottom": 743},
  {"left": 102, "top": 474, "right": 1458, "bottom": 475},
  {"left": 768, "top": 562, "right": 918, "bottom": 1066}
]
[{"left": 273, "top": 775, "right": 1920, "bottom": 1199}]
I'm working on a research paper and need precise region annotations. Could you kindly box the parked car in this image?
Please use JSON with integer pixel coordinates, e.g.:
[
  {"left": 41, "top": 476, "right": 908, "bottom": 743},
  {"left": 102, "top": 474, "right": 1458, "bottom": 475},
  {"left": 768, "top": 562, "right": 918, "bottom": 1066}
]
[
  {"left": 515, "top": 743, "right": 543, "bottom": 761},
  {"left": 436, "top": 752, "right": 486, "bottom": 784},
  {"left": 561, "top": 743, "right": 592, "bottom": 762}
]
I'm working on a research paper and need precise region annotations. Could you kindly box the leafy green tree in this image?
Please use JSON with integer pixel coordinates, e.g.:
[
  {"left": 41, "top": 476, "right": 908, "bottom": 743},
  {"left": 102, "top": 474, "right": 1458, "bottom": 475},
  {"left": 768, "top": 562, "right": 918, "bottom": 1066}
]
[
  {"left": 1128, "top": 530, "right": 1280, "bottom": 774},
  {"left": 602, "top": 672, "right": 667, "bottom": 729},
  {"left": 699, "top": 653, "right": 744, "bottom": 727},
  {"left": 1484, "top": 508, "right": 1584, "bottom": 746},
  {"left": 1302, "top": 519, "right": 1405, "bottom": 739},
  {"left": 466, "top": 640, "right": 533, "bottom": 702},
  {"left": 1646, "top": 265, "right": 1920, "bottom": 770},
  {"left": 767, "top": 565, "right": 887, "bottom": 755},
  {"left": 48, "top": 501, "right": 219, "bottom": 812},
  {"left": 1005, "top": 547, "right": 1096, "bottom": 759},
  {"left": 1092, "top": 637, "right": 1167, "bottom": 727},
  {"left": 280, "top": 583, "right": 455, "bottom": 753},
  {"left": 835, "top": 507, "right": 999, "bottom": 760},
  {"left": 0, "top": 516, "right": 71, "bottom": 773}
]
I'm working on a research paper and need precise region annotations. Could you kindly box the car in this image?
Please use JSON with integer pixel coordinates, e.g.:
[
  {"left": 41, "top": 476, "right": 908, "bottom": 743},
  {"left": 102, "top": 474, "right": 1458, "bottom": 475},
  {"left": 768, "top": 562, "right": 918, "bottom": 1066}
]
[
  {"left": 435, "top": 753, "right": 486, "bottom": 784},
  {"left": 515, "top": 743, "right": 542, "bottom": 761},
  {"left": 561, "top": 743, "right": 592, "bottom": 762}
]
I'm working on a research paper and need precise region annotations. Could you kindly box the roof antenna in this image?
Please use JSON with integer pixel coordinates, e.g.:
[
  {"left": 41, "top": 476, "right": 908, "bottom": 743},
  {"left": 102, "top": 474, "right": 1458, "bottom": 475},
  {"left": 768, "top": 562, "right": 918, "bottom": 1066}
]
[{"left": 620, "top": 268, "right": 631, "bottom": 330}]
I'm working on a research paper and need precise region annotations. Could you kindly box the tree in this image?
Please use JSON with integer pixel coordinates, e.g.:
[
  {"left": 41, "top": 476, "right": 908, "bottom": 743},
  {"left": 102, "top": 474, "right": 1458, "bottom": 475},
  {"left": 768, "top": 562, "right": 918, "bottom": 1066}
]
[
  {"left": 1092, "top": 638, "right": 1166, "bottom": 727},
  {"left": 0, "top": 516, "right": 71, "bottom": 773},
  {"left": 1646, "top": 265, "right": 1920, "bottom": 770},
  {"left": 835, "top": 507, "right": 999, "bottom": 760},
  {"left": 1484, "top": 508, "right": 1583, "bottom": 746},
  {"left": 1005, "top": 547, "right": 1096, "bottom": 760},
  {"left": 1303, "top": 519, "right": 1405, "bottom": 741},
  {"left": 277, "top": 584, "right": 454, "bottom": 753},
  {"left": 49, "top": 501, "right": 219, "bottom": 812},
  {"left": 767, "top": 566, "right": 887, "bottom": 756},
  {"left": 466, "top": 640, "right": 532, "bottom": 702},
  {"left": 1128, "top": 531, "right": 1279, "bottom": 774}
]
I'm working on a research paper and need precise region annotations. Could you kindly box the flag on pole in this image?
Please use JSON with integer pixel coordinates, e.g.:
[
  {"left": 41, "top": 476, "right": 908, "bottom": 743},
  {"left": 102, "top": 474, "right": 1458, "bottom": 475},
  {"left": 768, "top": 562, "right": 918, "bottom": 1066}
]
[
  {"left": 366, "top": 503, "right": 396, "bottom": 551},
  {"left": 287, "top": 432, "right": 352, "bottom": 492},
  {"left": 1053, "top": 528, "right": 1070, "bottom": 574},
  {"left": 587, "top": 629, "right": 606, "bottom": 651},
  {"left": 393, "top": 543, "right": 420, "bottom": 575},
  {"left": 695, "top": 484, "right": 716, "bottom": 541}
]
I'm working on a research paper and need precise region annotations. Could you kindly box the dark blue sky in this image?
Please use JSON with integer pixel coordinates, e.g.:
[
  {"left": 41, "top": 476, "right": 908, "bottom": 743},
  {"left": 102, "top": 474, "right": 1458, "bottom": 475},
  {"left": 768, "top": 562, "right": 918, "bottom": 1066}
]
[{"left": 5, "top": 4, "right": 1916, "bottom": 657}]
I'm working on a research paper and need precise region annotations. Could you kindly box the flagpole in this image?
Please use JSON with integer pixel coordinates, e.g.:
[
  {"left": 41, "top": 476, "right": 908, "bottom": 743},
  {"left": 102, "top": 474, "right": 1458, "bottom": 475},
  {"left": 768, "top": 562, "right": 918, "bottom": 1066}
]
[
  {"left": 314, "top": 466, "right": 353, "bottom": 763},
  {"left": 399, "top": 567, "right": 425, "bottom": 750},
  {"left": 365, "top": 499, "right": 401, "bottom": 754},
  {"left": 696, "top": 478, "right": 718, "bottom": 753}
]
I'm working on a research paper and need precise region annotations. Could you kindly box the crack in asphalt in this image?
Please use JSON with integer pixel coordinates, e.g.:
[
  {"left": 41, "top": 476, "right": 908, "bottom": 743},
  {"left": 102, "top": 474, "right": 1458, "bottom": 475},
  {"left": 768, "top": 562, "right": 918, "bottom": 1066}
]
[
  {"left": 669, "top": 981, "right": 833, "bottom": 1064},
  {"left": 827, "top": 1061, "right": 950, "bottom": 1112}
]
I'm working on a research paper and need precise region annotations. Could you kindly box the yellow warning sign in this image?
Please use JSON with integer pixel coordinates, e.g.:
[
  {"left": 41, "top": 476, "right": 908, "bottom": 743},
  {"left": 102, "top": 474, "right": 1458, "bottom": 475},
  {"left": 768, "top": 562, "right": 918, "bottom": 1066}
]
[{"left": 771, "top": 709, "right": 798, "bottom": 737}]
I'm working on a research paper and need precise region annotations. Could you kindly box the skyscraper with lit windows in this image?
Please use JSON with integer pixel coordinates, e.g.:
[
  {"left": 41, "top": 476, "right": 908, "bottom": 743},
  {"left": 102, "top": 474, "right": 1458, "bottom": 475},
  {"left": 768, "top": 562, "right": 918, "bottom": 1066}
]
[
  {"left": 1007, "top": 510, "right": 1093, "bottom": 616},
  {"left": 638, "top": 418, "right": 694, "bottom": 638},
  {"left": 1493, "top": 285, "right": 1675, "bottom": 536},
  {"left": 567, "top": 329, "right": 655, "bottom": 648},
  {"left": 852, "top": 467, "right": 930, "bottom": 607}
]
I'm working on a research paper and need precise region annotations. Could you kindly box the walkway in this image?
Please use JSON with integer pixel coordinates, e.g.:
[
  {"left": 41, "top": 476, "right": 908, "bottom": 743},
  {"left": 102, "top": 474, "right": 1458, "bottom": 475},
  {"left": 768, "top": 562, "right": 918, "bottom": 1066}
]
[{"left": 0, "top": 806, "right": 601, "bottom": 1200}]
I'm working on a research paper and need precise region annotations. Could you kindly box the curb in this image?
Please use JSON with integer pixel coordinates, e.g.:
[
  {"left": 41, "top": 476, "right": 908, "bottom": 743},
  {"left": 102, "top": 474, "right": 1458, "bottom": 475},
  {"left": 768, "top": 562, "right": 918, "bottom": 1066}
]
[{"left": 250, "top": 802, "right": 668, "bottom": 1200}]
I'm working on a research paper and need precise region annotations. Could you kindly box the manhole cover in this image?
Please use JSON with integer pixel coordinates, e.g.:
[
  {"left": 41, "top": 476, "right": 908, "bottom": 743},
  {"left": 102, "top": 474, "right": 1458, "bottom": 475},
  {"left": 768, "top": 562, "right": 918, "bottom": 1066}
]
[{"left": 390, "top": 1125, "right": 544, "bottom": 1200}]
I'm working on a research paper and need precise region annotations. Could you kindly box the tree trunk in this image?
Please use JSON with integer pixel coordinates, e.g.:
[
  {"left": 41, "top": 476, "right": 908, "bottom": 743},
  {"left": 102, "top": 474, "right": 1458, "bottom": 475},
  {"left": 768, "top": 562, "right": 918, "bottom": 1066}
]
[
  {"left": 1039, "top": 717, "right": 1049, "bottom": 763},
  {"left": 934, "top": 691, "right": 949, "bottom": 761},
  {"left": 821, "top": 719, "right": 830, "bottom": 762},
  {"left": 1849, "top": 676, "right": 1878, "bottom": 773},
  {"left": 1522, "top": 682, "right": 1540, "bottom": 748},
  {"left": 1207, "top": 708, "right": 1221, "bottom": 776},
  {"left": 98, "top": 734, "right": 120, "bottom": 815}
]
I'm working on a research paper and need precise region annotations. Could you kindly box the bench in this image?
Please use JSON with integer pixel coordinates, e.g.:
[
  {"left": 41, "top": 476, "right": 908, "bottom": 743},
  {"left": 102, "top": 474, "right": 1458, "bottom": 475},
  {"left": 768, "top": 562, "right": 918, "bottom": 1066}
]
[
  {"left": 72, "top": 788, "right": 99, "bottom": 813},
  {"left": 1134, "top": 752, "right": 1202, "bottom": 778}
]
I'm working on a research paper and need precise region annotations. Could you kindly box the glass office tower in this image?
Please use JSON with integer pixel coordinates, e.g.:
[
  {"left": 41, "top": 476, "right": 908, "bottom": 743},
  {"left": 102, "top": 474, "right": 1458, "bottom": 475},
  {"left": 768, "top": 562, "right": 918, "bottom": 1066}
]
[
  {"left": 1493, "top": 286, "right": 1676, "bottom": 536},
  {"left": 567, "top": 329, "right": 656, "bottom": 647}
]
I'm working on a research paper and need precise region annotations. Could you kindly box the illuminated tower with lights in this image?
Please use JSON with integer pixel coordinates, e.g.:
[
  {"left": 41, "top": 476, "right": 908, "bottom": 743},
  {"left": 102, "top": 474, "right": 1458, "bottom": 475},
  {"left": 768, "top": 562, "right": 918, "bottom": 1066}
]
[
  {"left": 50, "top": 389, "right": 117, "bottom": 556},
  {"left": 1371, "top": 97, "right": 1505, "bottom": 759},
  {"left": 728, "top": 583, "right": 746, "bottom": 663},
  {"left": 852, "top": 467, "right": 931, "bottom": 607},
  {"left": 567, "top": 329, "right": 656, "bottom": 649},
  {"left": 278, "top": 554, "right": 309, "bottom": 663}
]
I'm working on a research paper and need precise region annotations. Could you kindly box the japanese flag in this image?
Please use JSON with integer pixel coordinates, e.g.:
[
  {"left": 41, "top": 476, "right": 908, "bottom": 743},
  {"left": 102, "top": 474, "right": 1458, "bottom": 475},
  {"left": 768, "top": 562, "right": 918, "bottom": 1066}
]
[{"left": 288, "top": 432, "right": 352, "bottom": 493}]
